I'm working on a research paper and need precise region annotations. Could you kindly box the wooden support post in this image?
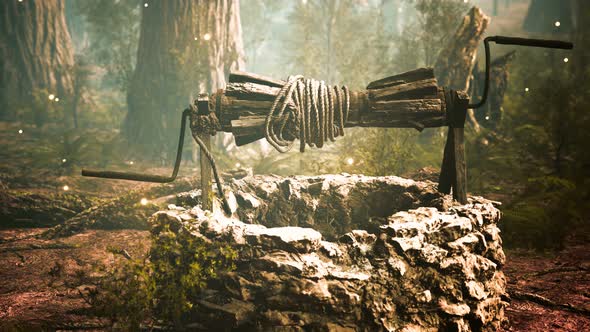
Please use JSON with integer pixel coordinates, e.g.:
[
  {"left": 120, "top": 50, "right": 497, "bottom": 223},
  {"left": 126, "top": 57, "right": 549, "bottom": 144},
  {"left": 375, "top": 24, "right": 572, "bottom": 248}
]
[
  {"left": 438, "top": 90, "right": 469, "bottom": 204},
  {"left": 197, "top": 95, "right": 212, "bottom": 210}
]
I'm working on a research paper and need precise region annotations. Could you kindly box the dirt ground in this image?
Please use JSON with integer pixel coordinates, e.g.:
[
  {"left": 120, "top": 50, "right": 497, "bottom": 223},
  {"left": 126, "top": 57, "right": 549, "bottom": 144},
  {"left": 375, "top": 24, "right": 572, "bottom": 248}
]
[
  {"left": 0, "top": 229, "right": 149, "bottom": 331},
  {"left": 502, "top": 237, "right": 590, "bottom": 331},
  {"left": 0, "top": 228, "right": 588, "bottom": 331}
]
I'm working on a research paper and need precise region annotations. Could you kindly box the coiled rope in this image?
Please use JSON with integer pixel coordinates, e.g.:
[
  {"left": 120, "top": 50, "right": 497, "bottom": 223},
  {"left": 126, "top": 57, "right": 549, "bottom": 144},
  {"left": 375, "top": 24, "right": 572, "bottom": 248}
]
[{"left": 265, "top": 76, "right": 350, "bottom": 153}]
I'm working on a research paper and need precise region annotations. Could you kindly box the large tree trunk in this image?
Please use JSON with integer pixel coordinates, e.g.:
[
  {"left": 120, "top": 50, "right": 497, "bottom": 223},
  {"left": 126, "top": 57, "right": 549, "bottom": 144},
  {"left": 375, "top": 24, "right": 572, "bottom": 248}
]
[
  {"left": 0, "top": 0, "right": 74, "bottom": 121},
  {"left": 124, "top": 0, "right": 244, "bottom": 160}
]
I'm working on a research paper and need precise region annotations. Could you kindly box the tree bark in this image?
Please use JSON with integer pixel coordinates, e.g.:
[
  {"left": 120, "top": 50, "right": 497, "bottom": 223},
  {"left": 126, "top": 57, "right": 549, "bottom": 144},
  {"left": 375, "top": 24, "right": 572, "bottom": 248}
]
[
  {"left": 434, "top": 7, "right": 490, "bottom": 132},
  {"left": 434, "top": 7, "right": 489, "bottom": 92},
  {"left": 0, "top": 0, "right": 74, "bottom": 121},
  {"left": 124, "top": 0, "right": 244, "bottom": 160}
]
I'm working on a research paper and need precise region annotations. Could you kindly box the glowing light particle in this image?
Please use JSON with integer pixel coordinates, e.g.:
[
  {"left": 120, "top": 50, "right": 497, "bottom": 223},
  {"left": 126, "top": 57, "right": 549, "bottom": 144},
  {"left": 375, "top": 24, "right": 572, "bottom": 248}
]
[
  {"left": 525, "top": 87, "right": 529, "bottom": 92},
  {"left": 563, "top": 57, "right": 569, "bottom": 63},
  {"left": 485, "top": 116, "right": 490, "bottom": 120},
  {"left": 140, "top": 198, "right": 148, "bottom": 205},
  {"left": 194, "top": 37, "right": 198, "bottom": 41},
  {"left": 62, "top": 158, "right": 67, "bottom": 163},
  {"left": 144, "top": 3, "right": 148, "bottom": 8},
  {"left": 18, "top": 129, "right": 23, "bottom": 134},
  {"left": 346, "top": 157, "right": 354, "bottom": 165},
  {"left": 203, "top": 33, "right": 211, "bottom": 41},
  {"left": 54, "top": 97, "right": 59, "bottom": 102},
  {"left": 129, "top": 161, "right": 134, "bottom": 165},
  {"left": 48, "top": 94, "right": 55, "bottom": 100},
  {"left": 555, "top": 21, "right": 561, "bottom": 27},
  {"left": 63, "top": 185, "right": 69, "bottom": 191},
  {"left": 235, "top": 162, "right": 241, "bottom": 168}
]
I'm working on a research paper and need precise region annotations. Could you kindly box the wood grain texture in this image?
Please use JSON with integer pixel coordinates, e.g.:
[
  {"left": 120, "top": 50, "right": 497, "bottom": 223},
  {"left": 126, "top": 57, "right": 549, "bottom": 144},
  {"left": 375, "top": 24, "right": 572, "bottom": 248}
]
[
  {"left": 366, "top": 68, "right": 435, "bottom": 90},
  {"left": 434, "top": 6, "right": 489, "bottom": 91},
  {"left": 215, "top": 68, "right": 448, "bottom": 139},
  {"left": 0, "top": 0, "right": 74, "bottom": 119}
]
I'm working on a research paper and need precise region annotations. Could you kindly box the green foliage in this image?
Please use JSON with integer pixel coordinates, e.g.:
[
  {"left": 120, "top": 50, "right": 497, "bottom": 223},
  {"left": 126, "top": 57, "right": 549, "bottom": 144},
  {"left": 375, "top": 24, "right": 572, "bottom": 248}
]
[
  {"left": 285, "top": 0, "right": 381, "bottom": 87},
  {"left": 409, "top": 0, "right": 469, "bottom": 66},
  {"left": 88, "top": 223, "right": 237, "bottom": 329},
  {"left": 90, "top": 256, "right": 154, "bottom": 330},
  {"left": 501, "top": 176, "right": 583, "bottom": 250},
  {"left": 468, "top": 41, "right": 590, "bottom": 249},
  {"left": 71, "top": 0, "right": 140, "bottom": 92},
  {"left": 150, "top": 224, "right": 237, "bottom": 326},
  {"left": 389, "top": 0, "right": 468, "bottom": 71}
]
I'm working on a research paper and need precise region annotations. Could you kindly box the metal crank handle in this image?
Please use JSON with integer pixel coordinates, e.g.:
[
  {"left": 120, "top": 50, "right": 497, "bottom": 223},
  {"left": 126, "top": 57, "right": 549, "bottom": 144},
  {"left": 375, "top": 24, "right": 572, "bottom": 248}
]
[
  {"left": 81, "top": 108, "right": 190, "bottom": 183},
  {"left": 81, "top": 169, "right": 177, "bottom": 183},
  {"left": 468, "top": 35, "right": 574, "bottom": 109},
  {"left": 488, "top": 36, "right": 573, "bottom": 50}
]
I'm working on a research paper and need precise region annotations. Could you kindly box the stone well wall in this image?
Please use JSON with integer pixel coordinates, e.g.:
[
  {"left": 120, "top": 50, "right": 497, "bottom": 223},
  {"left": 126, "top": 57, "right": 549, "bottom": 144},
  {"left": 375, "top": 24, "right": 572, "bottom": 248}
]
[{"left": 153, "top": 174, "right": 507, "bottom": 331}]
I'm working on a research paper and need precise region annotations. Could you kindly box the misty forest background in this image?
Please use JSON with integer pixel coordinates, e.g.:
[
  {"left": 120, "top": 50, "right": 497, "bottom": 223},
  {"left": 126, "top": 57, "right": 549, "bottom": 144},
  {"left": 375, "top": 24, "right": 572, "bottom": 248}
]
[{"left": 1, "top": 0, "right": 589, "bottom": 250}]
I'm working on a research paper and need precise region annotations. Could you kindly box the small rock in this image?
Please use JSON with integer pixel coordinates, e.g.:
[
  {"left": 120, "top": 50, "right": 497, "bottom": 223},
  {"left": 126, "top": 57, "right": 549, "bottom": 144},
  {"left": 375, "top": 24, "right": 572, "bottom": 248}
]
[
  {"left": 416, "top": 290, "right": 432, "bottom": 303},
  {"left": 236, "top": 191, "right": 261, "bottom": 209},
  {"left": 245, "top": 226, "right": 322, "bottom": 253},
  {"left": 466, "top": 280, "right": 487, "bottom": 300},
  {"left": 391, "top": 236, "right": 423, "bottom": 253},
  {"left": 438, "top": 298, "right": 471, "bottom": 316}
]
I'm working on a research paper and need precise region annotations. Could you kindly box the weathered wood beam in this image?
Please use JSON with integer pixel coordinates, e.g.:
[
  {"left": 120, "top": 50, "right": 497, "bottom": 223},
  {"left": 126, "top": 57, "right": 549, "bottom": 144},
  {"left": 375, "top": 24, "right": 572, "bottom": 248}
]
[
  {"left": 197, "top": 96, "right": 212, "bottom": 210},
  {"left": 228, "top": 70, "right": 286, "bottom": 88},
  {"left": 368, "top": 79, "right": 439, "bottom": 101},
  {"left": 438, "top": 90, "right": 469, "bottom": 204},
  {"left": 216, "top": 68, "right": 447, "bottom": 142},
  {"left": 225, "top": 82, "right": 281, "bottom": 101},
  {"left": 366, "top": 68, "right": 435, "bottom": 89}
]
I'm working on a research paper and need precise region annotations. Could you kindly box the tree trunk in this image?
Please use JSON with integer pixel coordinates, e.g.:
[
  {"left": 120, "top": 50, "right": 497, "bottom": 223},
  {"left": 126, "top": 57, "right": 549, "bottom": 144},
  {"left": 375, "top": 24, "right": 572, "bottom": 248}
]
[
  {"left": 434, "top": 7, "right": 489, "bottom": 92},
  {"left": 125, "top": 0, "right": 244, "bottom": 160},
  {"left": 434, "top": 6, "right": 490, "bottom": 132},
  {"left": 0, "top": 0, "right": 74, "bottom": 121}
]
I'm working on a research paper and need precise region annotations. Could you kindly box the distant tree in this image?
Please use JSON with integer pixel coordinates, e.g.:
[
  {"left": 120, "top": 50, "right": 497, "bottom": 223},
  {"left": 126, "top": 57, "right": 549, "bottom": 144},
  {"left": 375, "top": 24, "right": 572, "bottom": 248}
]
[
  {"left": 0, "top": 0, "right": 74, "bottom": 123},
  {"left": 69, "top": 56, "right": 93, "bottom": 128},
  {"left": 125, "top": 0, "right": 244, "bottom": 160},
  {"left": 71, "top": 0, "right": 140, "bottom": 93},
  {"left": 523, "top": 0, "right": 575, "bottom": 34},
  {"left": 240, "top": 0, "right": 282, "bottom": 74},
  {"left": 394, "top": 0, "right": 469, "bottom": 69},
  {"left": 285, "top": 0, "right": 381, "bottom": 87}
]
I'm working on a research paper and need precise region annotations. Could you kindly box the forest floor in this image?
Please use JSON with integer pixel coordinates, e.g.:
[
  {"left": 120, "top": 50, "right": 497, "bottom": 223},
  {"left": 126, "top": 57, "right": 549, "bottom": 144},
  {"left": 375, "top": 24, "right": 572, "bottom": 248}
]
[
  {"left": 0, "top": 121, "right": 589, "bottom": 331},
  {"left": 0, "top": 229, "right": 588, "bottom": 331}
]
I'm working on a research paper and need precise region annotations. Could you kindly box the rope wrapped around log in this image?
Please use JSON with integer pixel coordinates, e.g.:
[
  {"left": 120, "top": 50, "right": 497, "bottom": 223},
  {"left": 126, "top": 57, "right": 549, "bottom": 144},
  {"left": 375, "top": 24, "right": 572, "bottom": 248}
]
[
  {"left": 215, "top": 68, "right": 447, "bottom": 147},
  {"left": 264, "top": 75, "right": 350, "bottom": 153}
]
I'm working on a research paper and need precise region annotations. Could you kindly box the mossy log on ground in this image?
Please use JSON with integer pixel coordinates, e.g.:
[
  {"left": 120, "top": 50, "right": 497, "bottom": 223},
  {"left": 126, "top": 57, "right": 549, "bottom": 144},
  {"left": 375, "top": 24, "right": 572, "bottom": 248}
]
[
  {"left": 0, "top": 190, "right": 98, "bottom": 228},
  {"left": 40, "top": 178, "right": 197, "bottom": 239}
]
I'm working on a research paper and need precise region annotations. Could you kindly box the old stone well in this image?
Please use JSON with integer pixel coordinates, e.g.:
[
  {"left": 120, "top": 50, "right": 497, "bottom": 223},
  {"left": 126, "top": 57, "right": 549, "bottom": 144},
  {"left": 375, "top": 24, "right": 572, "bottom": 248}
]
[{"left": 151, "top": 173, "right": 507, "bottom": 331}]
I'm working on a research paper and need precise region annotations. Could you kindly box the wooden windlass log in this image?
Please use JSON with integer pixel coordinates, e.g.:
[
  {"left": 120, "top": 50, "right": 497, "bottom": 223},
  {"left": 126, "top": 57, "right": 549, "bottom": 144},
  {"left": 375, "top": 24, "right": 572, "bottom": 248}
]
[{"left": 209, "top": 68, "right": 448, "bottom": 146}]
